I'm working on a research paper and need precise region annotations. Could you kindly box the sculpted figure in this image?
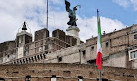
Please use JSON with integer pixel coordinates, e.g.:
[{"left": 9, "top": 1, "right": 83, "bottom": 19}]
[{"left": 65, "top": 0, "right": 81, "bottom": 26}]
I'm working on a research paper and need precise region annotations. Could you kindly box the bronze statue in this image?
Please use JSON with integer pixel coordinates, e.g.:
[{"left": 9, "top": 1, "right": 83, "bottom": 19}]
[
  {"left": 65, "top": 0, "right": 81, "bottom": 26},
  {"left": 22, "top": 21, "right": 27, "bottom": 30}
]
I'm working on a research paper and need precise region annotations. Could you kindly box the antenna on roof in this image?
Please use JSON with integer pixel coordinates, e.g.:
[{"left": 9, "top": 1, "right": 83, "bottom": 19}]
[{"left": 46, "top": 0, "right": 48, "bottom": 30}]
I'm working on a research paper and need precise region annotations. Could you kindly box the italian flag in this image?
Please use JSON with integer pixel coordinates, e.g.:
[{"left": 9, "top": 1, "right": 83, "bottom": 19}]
[{"left": 96, "top": 9, "right": 102, "bottom": 70}]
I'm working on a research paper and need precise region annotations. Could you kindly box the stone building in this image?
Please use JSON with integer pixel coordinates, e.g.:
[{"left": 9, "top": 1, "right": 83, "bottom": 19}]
[
  {"left": 0, "top": 21, "right": 78, "bottom": 64},
  {"left": 0, "top": 21, "right": 137, "bottom": 81}
]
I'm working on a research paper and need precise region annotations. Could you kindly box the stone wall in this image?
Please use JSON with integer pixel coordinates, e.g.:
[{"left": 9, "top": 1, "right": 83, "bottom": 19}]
[
  {"left": 0, "top": 41, "right": 16, "bottom": 63},
  {"left": 103, "top": 51, "right": 127, "bottom": 68},
  {"left": 35, "top": 28, "right": 49, "bottom": 41},
  {"left": 0, "top": 41, "right": 16, "bottom": 53},
  {"left": 0, "top": 63, "right": 136, "bottom": 81}
]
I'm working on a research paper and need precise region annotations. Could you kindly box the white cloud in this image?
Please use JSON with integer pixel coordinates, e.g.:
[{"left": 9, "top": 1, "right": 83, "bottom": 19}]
[
  {"left": 0, "top": 0, "right": 46, "bottom": 43},
  {"left": 50, "top": 0, "right": 62, "bottom": 4},
  {"left": 77, "top": 16, "right": 126, "bottom": 42},
  {"left": 112, "top": 0, "right": 137, "bottom": 11},
  {"left": 112, "top": 0, "right": 130, "bottom": 8},
  {"left": 39, "top": 11, "right": 126, "bottom": 42},
  {"left": 130, "top": 0, "right": 137, "bottom": 11},
  {"left": 0, "top": 0, "right": 126, "bottom": 43}
]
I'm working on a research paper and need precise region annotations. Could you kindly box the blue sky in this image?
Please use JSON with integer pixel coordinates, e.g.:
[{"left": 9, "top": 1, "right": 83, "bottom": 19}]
[
  {"left": 51, "top": 0, "right": 137, "bottom": 25},
  {"left": 0, "top": 0, "right": 137, "bottom": 43}
]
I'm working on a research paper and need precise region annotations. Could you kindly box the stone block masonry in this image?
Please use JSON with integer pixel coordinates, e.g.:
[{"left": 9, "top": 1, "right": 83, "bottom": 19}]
[{"left": 0, "top": 63, "right": 136, "bottom": 81}]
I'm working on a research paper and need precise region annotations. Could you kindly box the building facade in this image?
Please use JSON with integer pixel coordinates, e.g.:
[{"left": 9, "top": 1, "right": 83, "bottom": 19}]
[
  {"left": 1, "top": 24, "right": 137, "bottom": 69},
  {"left": 0, "top": 22, "right": 137, "bottom": 81}
]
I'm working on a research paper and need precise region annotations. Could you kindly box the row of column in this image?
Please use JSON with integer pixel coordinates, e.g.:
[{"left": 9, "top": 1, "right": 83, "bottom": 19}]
[{"left": 13, "top": 53, "right": 46, "bottom": 64}]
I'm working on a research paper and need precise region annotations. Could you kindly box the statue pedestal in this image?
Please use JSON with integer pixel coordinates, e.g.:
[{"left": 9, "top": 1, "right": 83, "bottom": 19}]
[{"left": 66, "top": 26, "right": 80, "bottom": 45}]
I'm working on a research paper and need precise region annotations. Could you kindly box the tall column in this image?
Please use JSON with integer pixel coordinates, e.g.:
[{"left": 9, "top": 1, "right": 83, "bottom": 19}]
[{"left": 66, "top": 26, "right": 80, "bottom": 45}]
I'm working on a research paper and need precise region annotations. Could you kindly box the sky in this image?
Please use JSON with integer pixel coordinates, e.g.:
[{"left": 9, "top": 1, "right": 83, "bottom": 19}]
[{"left": 0, "top": 0, "right": 137, "bottom": 43}]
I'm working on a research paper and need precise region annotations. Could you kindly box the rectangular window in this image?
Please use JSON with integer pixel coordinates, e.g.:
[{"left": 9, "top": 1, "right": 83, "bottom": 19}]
[
  {"left": 57, "top": 56, "right": 62, "bottom": 62},
  {"left": 19, "top": 36, "right": 23, "bottom": 43},
  {"left": 129, "top": 50, "right": 137, "bottom": 60},
  {"left": 134, "top": 34, "right": 137, "bottom": 39},
  {"left": 82, "top": 50, "right": 86, "bottom": 55},
  {"left": 87, "top": 59, "right": 96, "bottom": 66},
  {"left": 91, "top": 46, "right": 94, "bottom": 51},
  {"left": 130, "top": 52, "right": 134, "bottom": 59},
  {"left": 106, "top": 42, "right": 109, "bottom": 47},
  {"left": 135, "top": 51, "right": 137, "bottom": 58}
]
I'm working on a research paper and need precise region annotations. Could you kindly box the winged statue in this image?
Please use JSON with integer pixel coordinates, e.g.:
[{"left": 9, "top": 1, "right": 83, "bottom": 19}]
[{"left": 65, "top": 0, "right": 81, "bottom": 26}]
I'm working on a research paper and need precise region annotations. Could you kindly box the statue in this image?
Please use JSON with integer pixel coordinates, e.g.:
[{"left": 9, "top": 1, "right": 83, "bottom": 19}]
[
  {"left": 65, "top": 0, "right": 81, "bottom": 26},
  {"left": 22, "top": 21, "right": 27, "bottom": 30}
]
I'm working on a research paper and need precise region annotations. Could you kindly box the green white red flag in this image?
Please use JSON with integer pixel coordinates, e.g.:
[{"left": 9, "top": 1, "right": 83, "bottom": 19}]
[{"left": 96, "top": 9, "right": 102, "bottom": 70}]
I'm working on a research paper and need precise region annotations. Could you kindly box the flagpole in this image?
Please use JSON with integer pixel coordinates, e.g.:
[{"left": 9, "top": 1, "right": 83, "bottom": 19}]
[
  {"left": 99, "top": 70, "right": 102, "bottom": 81},
  {"left": 97, "top": 9, "right": 102, "bottom": 81},
  {"left": 47, "top": 0, "right": 48, "bottom": 29}
]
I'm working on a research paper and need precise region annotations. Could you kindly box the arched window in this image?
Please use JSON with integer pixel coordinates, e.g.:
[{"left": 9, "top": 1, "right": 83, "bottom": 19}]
[
  {"left": 0, "top": 78, "right": 5, "bottom": 81},
  {"left": 78, "top": 76, "right": 83, "bottom": 81},
  {"left": 25, "top": 75, "right": 31, "bottom": 81},
  {"left": 51, "top": 75, "right": 56, "bottom": 81}
]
